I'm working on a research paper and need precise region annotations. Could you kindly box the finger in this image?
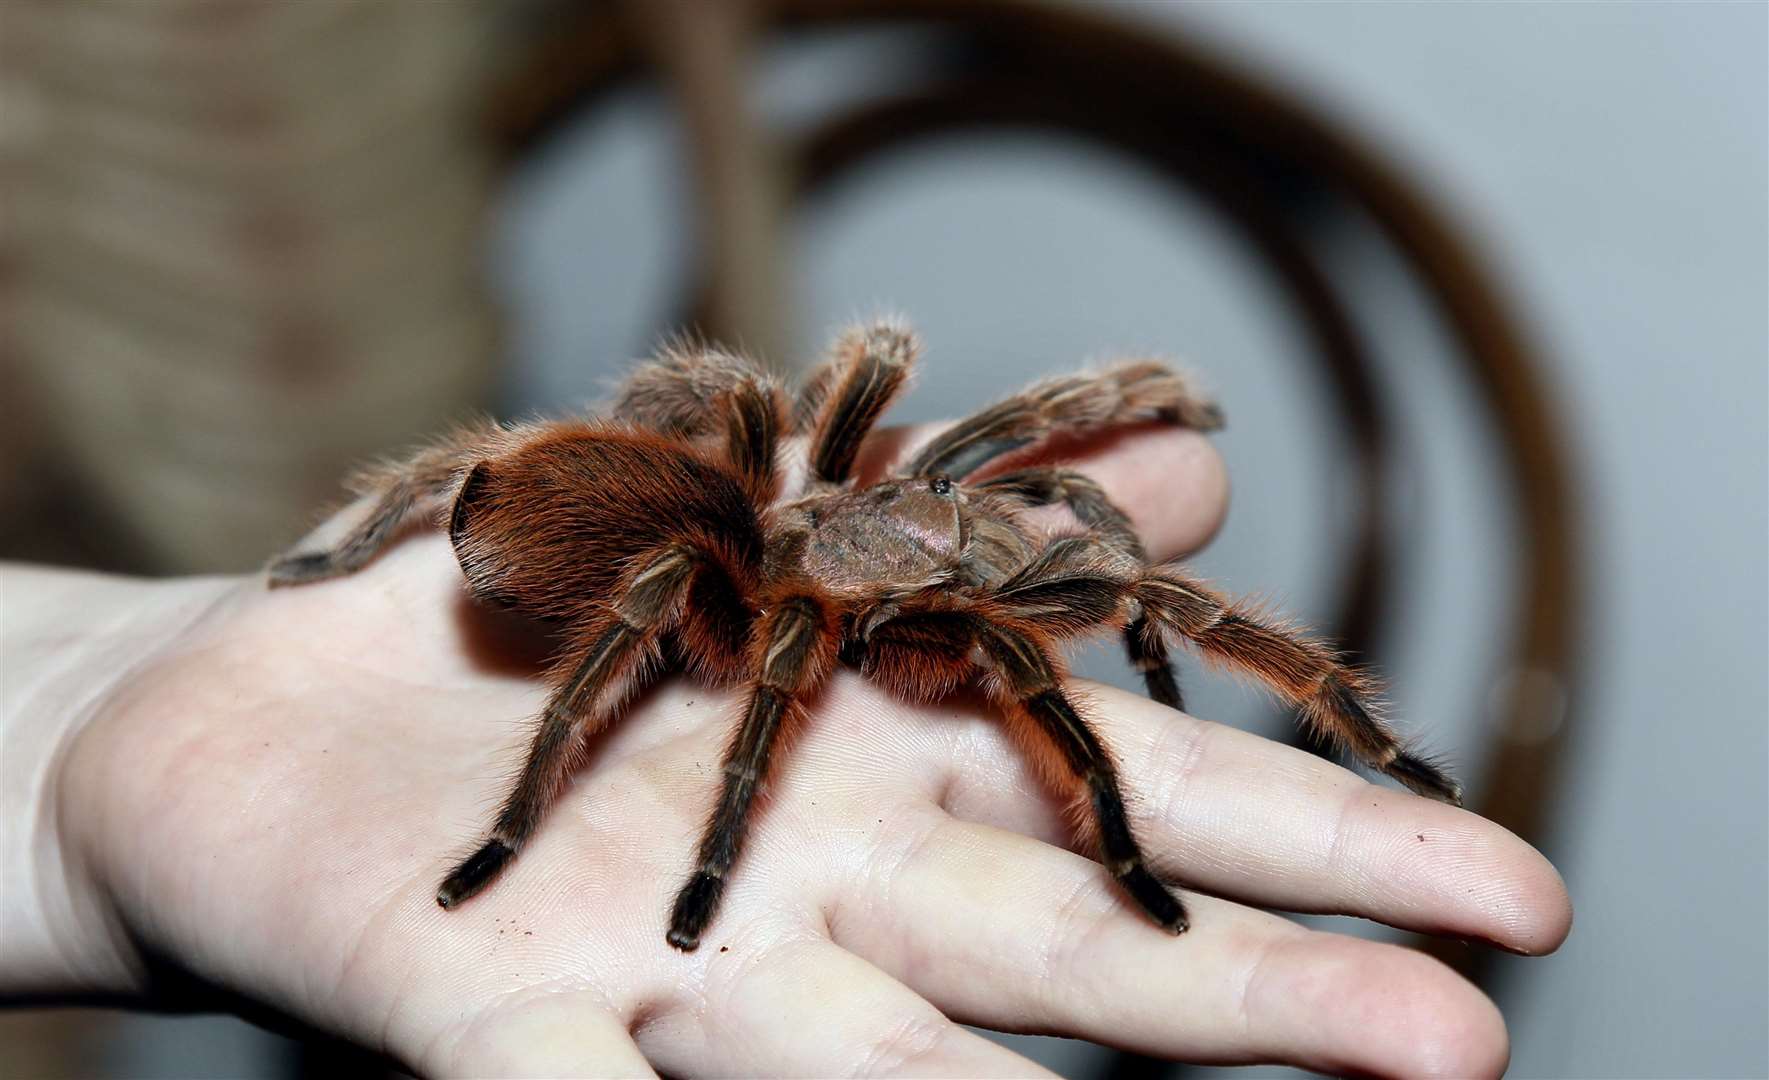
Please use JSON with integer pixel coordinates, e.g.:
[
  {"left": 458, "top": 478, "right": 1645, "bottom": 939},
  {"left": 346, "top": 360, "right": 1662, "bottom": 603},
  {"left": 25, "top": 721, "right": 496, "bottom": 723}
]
[
  {"left": 942, "top": 683, "right": 1573, "bottom": 955},
  {"left": 857, "top": 424, "right": 1229, "bottom": 561},
  {"left": 639, "top": 936, "right": 1056, "bottom": 1078},
  {"left": 835, "top": 813, "right": 1509, "bottom": 1079},
  {"left": 429, "top": 990, "right": 656, "bottom": 1079}
]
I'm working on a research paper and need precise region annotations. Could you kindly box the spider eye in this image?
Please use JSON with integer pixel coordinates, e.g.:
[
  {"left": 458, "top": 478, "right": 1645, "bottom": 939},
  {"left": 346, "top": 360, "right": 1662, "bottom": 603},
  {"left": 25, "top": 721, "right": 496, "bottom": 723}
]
[{"left": 929, "top": 476, "right": 953, "bottom": 496}]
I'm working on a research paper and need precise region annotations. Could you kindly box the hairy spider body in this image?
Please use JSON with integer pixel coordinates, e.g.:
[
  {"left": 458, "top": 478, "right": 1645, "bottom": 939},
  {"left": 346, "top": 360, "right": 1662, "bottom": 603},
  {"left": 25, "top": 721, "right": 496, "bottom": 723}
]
[{"left": 270, "top": 321, "right": 1459, "bottom": 951}]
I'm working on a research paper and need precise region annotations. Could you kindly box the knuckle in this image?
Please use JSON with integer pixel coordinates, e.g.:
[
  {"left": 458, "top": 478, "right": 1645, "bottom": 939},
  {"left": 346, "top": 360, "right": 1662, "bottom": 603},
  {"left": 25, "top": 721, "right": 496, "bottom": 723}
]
[{"left": 853, "top": 1013, "right": 956, "bottom": 1077}]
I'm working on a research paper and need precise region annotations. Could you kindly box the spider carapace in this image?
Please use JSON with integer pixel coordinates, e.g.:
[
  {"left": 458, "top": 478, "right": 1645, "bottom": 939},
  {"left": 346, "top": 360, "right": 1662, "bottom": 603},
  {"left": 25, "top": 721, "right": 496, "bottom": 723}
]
[{"left": 270, "top": 320, "right": 1459, "bottom": 951}]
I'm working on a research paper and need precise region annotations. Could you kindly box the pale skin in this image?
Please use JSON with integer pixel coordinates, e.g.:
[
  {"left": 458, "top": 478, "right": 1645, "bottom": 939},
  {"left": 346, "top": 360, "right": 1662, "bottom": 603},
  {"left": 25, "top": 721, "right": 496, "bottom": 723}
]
[{"left": 1, "top": 425, "right": 1570, "bottom": 1078}]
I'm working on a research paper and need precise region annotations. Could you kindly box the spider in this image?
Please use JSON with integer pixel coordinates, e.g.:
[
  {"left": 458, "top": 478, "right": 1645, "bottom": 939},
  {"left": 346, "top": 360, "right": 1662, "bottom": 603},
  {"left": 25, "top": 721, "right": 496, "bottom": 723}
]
[{"left": 268, "top": 319, "right": 1460, "bottom": 951}]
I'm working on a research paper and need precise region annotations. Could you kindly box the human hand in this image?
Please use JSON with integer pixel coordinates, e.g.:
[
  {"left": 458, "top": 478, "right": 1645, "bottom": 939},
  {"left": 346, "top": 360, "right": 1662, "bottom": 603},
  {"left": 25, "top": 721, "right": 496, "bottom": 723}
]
[{"left": 5, "top": 425, "right": 1569, "bottom": 1077}]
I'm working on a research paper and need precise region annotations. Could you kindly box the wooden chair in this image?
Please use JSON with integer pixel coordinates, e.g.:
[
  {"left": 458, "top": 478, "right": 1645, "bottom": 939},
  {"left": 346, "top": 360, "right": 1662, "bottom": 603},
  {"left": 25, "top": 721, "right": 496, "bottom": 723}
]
[{"left": 487, "top": 0, "right": 1586, "bottom": 998}]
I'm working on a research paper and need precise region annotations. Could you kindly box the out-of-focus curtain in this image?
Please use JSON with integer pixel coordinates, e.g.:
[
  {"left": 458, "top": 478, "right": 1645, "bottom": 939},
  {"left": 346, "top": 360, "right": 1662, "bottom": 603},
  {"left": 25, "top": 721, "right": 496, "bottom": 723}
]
[{"left": 2, "top": 0, "right": 499, "bottom": 573}]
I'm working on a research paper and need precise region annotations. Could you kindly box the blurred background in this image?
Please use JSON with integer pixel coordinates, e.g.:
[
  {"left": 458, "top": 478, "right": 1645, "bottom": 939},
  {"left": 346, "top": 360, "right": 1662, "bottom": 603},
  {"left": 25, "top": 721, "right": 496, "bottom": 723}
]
[{"left": 2, "top": 1, "right": 1763, "bottom": 1077}]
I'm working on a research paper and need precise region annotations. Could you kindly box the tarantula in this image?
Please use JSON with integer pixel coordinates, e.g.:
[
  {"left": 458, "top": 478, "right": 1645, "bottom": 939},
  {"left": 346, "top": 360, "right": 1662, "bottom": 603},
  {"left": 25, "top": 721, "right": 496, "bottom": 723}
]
[{"left": 269, "top": 320, "right": 1459, "bottom": 951}]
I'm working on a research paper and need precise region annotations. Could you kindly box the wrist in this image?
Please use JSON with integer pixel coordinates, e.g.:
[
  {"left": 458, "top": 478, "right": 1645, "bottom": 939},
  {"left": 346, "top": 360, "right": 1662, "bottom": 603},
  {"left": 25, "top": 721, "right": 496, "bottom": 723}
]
[{"left": 0, "top": 564, "right": 235, "bottom": 1001}]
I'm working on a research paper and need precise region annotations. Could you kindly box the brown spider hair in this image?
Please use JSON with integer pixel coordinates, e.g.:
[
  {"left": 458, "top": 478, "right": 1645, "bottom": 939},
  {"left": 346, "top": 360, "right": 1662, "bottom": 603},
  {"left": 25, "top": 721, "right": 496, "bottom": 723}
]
[{"left": 270, "top": 318, "right": 1458, "bottom": 951}]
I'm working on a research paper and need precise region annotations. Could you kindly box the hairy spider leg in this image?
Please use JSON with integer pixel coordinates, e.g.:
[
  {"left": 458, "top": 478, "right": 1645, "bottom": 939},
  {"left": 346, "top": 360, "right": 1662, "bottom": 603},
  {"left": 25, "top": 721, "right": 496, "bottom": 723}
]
[
  {"left": 902, "top": 360, "right": 1223, "bottom": 482},
  {"left": 613, "top": 343, "right": 787, "bottom": 500},
  {"left": 796, "top": 320, "right": 919, "bottom": 485},
  {"left": 1132, "top": 566, "right": 1460, "bottom": 803},
  {"left": 979, "top": 538, "right": 1459, "bottom": 803},
  {"left": 848, "top": 545, "right": 1188, "bottom": 936},
  {"left": 267, "top": 421, "right": 511, "bottom": 586},
  {"left": 974, "top": 621, "right": 1189, "bottom": 934},
  {"left": 974, "top": 467, "right": 1187, "bottom": 712},
  {"left": 667, "top": 594, "right": 839, "bottom": 950},
  {"left": 436, "top": 544, "right": 708, "bottom": 908}
]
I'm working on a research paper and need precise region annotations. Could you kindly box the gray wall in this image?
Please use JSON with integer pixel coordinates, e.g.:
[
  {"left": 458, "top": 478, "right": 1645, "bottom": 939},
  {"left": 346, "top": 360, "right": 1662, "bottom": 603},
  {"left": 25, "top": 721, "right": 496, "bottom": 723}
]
[
  {"left": 495, "top": 3, "right": 1768, "bottom": 1078},
  {"left": 1172, "top": 5, "right": 1769, "bottom": 1077}
]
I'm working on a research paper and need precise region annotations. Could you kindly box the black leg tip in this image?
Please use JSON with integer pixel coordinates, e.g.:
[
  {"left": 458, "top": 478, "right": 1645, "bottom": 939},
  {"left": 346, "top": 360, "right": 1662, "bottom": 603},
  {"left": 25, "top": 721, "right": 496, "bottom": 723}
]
[
  {"left": 267, "top": 550, "right": 362, "bottom": 588},
  {"left": 1145, "top": 667, "right": 1184, "bottom": 712},
  {"left": 1119, "top": 864, "right": 1190, "bottom": 936},
  {"left": 666, "top": 871, "right": 723, "bottom": 953},
  {"left": 1389, "top": 753, "right": 1463, "bottom": 806},
  {"left": 267, "top": 552, "right": 336, "bottom": 588},
  {"left": 437, "top": 839, "right": 515, "bottom": 911}
]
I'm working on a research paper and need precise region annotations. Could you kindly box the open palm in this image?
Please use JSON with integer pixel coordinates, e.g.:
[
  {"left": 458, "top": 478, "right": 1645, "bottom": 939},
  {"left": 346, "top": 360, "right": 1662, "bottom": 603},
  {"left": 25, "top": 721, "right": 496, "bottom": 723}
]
[{"left": 53, "top": 427, "right": 1568, "bottom": 1077}]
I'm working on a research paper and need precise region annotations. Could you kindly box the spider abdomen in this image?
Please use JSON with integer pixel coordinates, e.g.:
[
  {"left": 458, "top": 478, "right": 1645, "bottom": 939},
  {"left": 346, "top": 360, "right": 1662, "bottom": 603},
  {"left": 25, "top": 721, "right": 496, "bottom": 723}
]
[{"left": 448, "top": 426, "right": 764, "bottom": 622}]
